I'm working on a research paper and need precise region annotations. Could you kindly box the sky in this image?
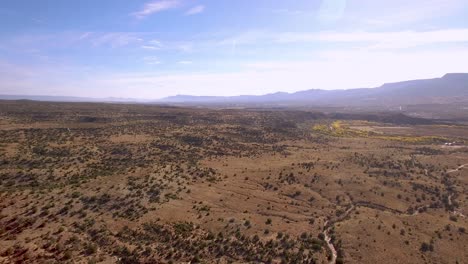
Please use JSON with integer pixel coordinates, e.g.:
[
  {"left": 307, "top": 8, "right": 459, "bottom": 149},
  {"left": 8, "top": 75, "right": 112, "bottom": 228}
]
[{"left": 1, "top": 0, "right": 468, "bottom": 99}]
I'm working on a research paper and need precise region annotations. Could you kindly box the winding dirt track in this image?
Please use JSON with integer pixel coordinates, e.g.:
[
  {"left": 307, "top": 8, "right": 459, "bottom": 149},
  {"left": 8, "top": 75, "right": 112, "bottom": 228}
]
[
  {"left": 447, "top": 164, "right": 468, "bottom": 173},
  {"left": 323, "top": 205, "right": 355, "bottom": 264},
  {"left": 321, "top": 163, "right": 466, "bottom": 264}
]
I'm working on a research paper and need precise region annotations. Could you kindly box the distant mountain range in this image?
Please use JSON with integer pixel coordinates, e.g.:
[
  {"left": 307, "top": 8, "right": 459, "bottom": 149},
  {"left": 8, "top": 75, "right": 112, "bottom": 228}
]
[
  {"left": 0, "top": 95, "right": 146, "bottom": 103},
  {"left": 2, "top": 73, "right": 468, "bottom": 106},
  {"left": 161, "top": 73, "right": 468, "bottom": 106}
]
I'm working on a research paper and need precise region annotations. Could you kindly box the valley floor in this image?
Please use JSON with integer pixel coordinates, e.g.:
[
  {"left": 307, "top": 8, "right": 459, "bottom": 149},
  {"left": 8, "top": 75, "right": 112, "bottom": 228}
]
[{"left": 0, "top": 101, "right": 467, "bottom": 263}]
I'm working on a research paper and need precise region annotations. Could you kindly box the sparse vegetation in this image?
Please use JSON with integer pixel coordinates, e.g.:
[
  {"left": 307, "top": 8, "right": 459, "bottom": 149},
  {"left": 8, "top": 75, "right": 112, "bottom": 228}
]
[{"left": 0, "top": 101, "right": 466, "bottom": 263}]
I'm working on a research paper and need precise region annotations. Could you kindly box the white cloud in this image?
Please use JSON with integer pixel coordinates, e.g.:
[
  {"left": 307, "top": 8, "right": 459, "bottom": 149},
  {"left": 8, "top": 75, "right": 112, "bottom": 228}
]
[
  {"left": 142, "top": 45, "right": 161, "bottom": 50},
  {"left": 185, "top": 5, "right": 205, "bottom": 15},
  {"left": 132, "top": 0, "right": 180, "bottom": 19},
  {"left": 78, "top": 32, "right": 92, "bottom": 40},
  {"left": 90, "top": 33, "right": 143, "bottom": 48},
  {"left": 16, "top": 28, "right": 468, "bottom": 57},
  {"left": 143, "top": 56, "right": 162, "bottom": 65},
  {"left": 149, "top": 39, "right": 163, "bottom": 46},
  {"left": 142, "top": 39, "right": 164, "bottom": 50},
  {"left": 178, "top": 60, "right": 193, "bottom": 64},
  {"left": 231, "top": 28, "right": 468, "bottom": 49}
]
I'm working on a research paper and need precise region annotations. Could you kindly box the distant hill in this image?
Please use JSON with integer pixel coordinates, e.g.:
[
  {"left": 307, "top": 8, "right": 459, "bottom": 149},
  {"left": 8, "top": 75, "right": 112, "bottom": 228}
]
[
  {"left": 0, "top": 95, "right": 147, "bottom": 103},
  {"left": 160, "top": 73, "right": 468, "bottom": 106},
  {"left": 2, "top": 73, "right": 468, "bottom": 107}
]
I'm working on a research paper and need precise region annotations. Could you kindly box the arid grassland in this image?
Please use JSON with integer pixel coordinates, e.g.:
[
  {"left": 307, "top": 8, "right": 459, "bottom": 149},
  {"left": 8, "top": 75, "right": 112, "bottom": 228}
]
[{"left": 0, "top": 101, "right": 467, "bottom": 264}]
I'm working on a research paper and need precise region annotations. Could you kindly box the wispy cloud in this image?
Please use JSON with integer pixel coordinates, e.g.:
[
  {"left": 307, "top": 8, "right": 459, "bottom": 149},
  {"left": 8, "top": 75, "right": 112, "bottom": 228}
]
[
  {"left": 143, "top": 56, "right": 162, "bottom": 65},
  {"left": 185, "top": 5, "right": 205, "bottom": 15},
  {"left": 141, "top": 45, "right": 160, "bottom": 50},
  {"left": 132, "top": 0, "right": 180, "bottom": 19},
  {"left": 178, "top": 60, "right": 192, "bottom": 64},
  {"left": 6, "top": 28, "right": 468, "bottom": 57},
  {"left": 275, "top": 29, "right": 468, "bottom": 49},
  {"left": 79, "top": 32, "right": 92, "bottom": 40},
  {"left": 90, "top": 33, "right": 143, "bottom": 48},
  {"left": 272, "top": 8, "right": 308, "bottom": 15},
  {"left": 212, "top": 28, "right": 468, "bottom": 51},
  {"left": 141, "top": 39, "right": 164, "bottom": 50}
]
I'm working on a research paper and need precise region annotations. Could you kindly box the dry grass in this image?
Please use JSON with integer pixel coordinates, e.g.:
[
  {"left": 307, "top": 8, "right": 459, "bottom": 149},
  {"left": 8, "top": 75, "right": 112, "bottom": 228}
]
[{"left": 0, "top": 101, "right": 466, "bottom": 264}]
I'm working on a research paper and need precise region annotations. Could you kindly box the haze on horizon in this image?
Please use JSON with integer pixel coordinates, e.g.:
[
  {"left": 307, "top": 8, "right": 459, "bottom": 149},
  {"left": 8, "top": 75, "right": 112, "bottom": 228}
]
[{"left": 1, "top": 0, "right": 468, "bottom": 99}]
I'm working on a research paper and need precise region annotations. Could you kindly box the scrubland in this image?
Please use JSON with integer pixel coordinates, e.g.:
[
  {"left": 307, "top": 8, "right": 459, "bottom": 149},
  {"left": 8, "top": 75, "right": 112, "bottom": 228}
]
[{"left": 0, "top": 101, "right": 467, "bottom": 264}]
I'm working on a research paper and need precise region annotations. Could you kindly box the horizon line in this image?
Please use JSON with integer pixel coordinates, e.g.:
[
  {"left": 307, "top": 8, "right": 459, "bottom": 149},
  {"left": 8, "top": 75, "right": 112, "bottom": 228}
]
[{"left": 0, "top": 72, "right": 465, "bottom": 101}]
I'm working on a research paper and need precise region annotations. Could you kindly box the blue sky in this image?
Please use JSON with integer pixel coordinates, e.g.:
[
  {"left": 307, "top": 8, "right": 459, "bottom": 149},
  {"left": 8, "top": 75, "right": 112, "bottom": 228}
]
[{"left": 1, "top": 0, "right": 468, "bottom": 99}]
